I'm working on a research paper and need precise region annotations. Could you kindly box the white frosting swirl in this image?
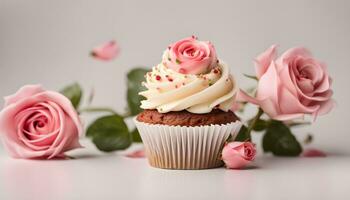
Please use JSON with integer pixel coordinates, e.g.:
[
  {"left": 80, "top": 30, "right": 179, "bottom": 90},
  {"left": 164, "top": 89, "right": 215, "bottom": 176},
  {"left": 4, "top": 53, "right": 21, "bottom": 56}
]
[{"left": 139, "top": 59, "right": 238, "bottom": 114}]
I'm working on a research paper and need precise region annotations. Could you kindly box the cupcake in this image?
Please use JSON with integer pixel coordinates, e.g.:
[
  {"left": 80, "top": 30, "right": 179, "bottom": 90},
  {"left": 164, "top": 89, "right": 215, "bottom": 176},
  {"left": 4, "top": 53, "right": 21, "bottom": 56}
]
[{"left": 134, "top": 36, "right": 242, "bottom": 169}]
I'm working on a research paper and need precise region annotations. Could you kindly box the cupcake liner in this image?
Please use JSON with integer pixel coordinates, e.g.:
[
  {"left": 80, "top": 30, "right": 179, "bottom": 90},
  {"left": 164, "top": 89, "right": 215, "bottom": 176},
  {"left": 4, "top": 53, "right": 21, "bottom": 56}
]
[{"left": 133, "top": 118, "right": 242, "bottom": 170}]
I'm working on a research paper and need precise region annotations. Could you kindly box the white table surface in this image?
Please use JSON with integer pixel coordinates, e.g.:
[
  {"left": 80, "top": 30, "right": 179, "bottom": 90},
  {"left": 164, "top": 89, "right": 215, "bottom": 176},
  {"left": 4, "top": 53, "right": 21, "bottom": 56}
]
[{"left": 0, "top": 140, "right": 349, "bottom": 200}]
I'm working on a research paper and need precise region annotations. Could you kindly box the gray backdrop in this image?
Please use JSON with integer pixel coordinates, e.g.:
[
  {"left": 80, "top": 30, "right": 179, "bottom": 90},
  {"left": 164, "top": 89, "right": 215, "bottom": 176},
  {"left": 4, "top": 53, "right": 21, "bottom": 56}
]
[{"left": 0, "top": 0, "right": 349, "bottom": 153}]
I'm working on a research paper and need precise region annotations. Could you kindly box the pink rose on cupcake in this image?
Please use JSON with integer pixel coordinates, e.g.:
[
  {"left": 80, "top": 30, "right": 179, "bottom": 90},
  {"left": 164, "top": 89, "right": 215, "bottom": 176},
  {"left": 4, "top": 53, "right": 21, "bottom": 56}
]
[
  {"left": 0, "top": 85, "right": 83, "bottom": 159},
  {"left": 222, "top": 142, "right": 256, "bottom": 169},
  {"left": 239, "top": 45, "right": 334, "bottom": 120},
  {"left": 164, "top": 35, "right": 218, "bottom": 75}
]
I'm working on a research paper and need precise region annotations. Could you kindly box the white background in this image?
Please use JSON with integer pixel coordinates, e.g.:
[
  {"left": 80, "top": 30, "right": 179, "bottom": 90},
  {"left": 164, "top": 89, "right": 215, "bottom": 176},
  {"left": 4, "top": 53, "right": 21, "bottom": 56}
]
[
  {"left": 1, "top": 1, "right": 350, "bottom": 200},
  {"left": 0, "top": 0, "right": 349, "bottom": 151}
]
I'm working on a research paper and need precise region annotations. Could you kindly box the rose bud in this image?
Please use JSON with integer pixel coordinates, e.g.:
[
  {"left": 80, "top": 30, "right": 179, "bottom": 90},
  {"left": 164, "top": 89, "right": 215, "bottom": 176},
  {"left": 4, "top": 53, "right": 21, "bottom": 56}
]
[
  {"left": 222, "top": 141, "right": 256, "bottom": 169},
  {"left": 0, "top": 85, "right": 83, "bottom": 159}
]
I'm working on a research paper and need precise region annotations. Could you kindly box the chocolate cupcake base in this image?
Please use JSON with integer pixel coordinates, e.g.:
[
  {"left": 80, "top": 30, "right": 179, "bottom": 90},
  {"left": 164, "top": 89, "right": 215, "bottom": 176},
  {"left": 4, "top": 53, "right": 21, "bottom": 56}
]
[{"left": 137, "top": 109, "right": 239, "bottom": 126}]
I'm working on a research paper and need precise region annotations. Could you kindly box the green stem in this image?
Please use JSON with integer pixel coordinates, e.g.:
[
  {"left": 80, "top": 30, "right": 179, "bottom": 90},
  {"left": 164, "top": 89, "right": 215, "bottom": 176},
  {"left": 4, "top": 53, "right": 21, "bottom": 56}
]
[{"left": 246, "top": 108, "right": 264, "bottom": 136}]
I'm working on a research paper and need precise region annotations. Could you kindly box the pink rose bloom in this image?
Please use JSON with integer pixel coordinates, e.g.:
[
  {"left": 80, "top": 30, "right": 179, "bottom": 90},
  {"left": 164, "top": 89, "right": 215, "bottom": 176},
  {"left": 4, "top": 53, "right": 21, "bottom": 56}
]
[
  {"left": 0, "top": 85, "right": 83, "bottom": 159},
  {"left": 239, "top": 45, "right": 334, "bottom": 120},
  {"left": 222, "top": 142, "right": 256, "bottom": 169},
  {"left": 164, "top": 35, "right": 217, "bottom": 75},
  {"left": 91, "top": 40, "right": 119, "bottom": 61}
]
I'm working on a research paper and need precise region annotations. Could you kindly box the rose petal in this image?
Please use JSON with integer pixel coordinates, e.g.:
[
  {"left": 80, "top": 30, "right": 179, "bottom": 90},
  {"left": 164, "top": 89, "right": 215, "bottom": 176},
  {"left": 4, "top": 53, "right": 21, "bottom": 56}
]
[
  {"left": 256, "top": 61, "right": 279, "bottom": 102},
  {"left": 236, "top": 89, "right": 259, "bottom": 104},
  {"left": 4, "top": 85, "right": 44, "bottom": 107},
  {"left": 125, "top": 149, "right": 146, "bottom": 158},
  {"left": 279, "top": 86, "right": 320, "bottom": 115},
  {"left": 91, "top": 40, "right": 119, "bottom": 61},
  {"left": 277, "top": 47, "right": 312, "bottom": 68},
  {"left": 254, "top": 45, "right": 277, "bottom": 79},
  {"left": 297, "top": 78, "right": 314, "bottom": 94},
  {"left": 316, "top": 99, "right": 335, "bottom": 116},
  {"left": 223, "top": 154, "right": 251, "bottom": 169},
  {"left": 302, "top": 148, "right": 326, "bottom": 157}
]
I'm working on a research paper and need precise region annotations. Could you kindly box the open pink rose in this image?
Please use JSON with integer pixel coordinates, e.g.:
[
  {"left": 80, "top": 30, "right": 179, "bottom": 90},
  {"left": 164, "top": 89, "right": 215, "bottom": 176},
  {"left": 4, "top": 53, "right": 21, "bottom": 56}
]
[
  {"left": 164, "top": 35, "right": 217, "bottom": 75},
  {"left": 222, "top": 142, "right": 256, "bottom": 169},
  {"left": 91, "top": 40, "right": 119, "bottom": 61},
  {"left": 0, "top": 85, "right": 83, "bottom": 159},
  {"left": 239, "top": 45, "right": 334, "bottom": 121}
]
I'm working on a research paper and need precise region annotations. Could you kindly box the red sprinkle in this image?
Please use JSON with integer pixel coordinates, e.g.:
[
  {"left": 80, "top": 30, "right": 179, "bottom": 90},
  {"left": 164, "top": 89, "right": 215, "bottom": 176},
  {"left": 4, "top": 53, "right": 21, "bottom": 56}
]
[
  {"left": 156, "top": 75, "right": 161, "bottom": 81},
  {"left": 179, "top": 68, "right": 187, "bottom": 74},
  {"left": 167, "top": 77, "right": 173, "bottom": 82},
  {"left": 213, "top": 69, "right": 219, "bottom": 74}
]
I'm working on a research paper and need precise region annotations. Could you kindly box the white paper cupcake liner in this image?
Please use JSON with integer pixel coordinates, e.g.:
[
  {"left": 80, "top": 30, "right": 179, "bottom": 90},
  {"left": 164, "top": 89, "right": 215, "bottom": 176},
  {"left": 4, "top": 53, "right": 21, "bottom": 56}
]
[{"left": 134, "top": 118, "right": 242, "bottom": 170}]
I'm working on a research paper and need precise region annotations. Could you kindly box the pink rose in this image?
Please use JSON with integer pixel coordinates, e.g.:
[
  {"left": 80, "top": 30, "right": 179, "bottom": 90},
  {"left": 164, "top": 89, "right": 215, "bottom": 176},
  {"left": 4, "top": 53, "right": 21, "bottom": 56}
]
[
  {"left": 164, "top": 35, "right": 217, "bottom": 75},
  {"left": 239, "top": 45, "right": 334, "bottom": 120},
  {"left": 0, "top": 85, "right": 83, "bottom": 159},
  {"left": 91, "top": 40, "right": 119, "bottom": 61},
  {"left": 222, "top": 142, "right": 256, "bottom": 169}
]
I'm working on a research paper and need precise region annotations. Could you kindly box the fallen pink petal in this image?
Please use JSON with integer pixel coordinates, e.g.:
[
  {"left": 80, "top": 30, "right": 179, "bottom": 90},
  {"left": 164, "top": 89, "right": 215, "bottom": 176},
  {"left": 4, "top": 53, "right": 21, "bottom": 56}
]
[
  {"left": 91, "top": 40, "right": 119, "bottom": 61},
  {"left": 125, "top": 149, "right": 145, "bottom": 158},
  {"left": 302, "top": 148, "right": 327, "bottom": 157}
]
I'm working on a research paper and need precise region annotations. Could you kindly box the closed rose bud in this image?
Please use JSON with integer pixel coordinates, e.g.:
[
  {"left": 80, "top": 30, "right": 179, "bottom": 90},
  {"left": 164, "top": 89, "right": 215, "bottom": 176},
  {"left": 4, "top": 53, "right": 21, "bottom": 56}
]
[{"left": 222, "top": 141, "right": 256, "bottom": 169}]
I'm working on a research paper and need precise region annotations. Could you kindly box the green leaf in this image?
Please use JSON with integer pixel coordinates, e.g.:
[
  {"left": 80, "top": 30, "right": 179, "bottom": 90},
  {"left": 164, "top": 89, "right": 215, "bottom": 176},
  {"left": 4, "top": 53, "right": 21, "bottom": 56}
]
[
  {"left": 60, "top": 83, "right": 82, "bottom": 109},
  {"left": 235, "top": 125, "right": 251, "bottom": 142},
  {"left": 131, "top": 128, "right": 143, "bottom": 143},
  {"left": 243, "top": 74, "right": 258, "bottom": 81},
  {"left": 86, "top": 115, "right": 132, "bottom": 152},
  {"left": 262, "top": 120, "right": 302, "bottom": 156},
  {"left": 127, "top": 68, "right": 148, "bottom": 116}
]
